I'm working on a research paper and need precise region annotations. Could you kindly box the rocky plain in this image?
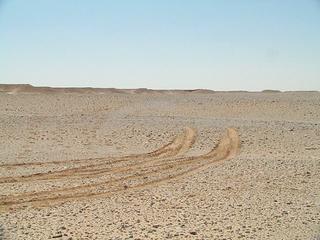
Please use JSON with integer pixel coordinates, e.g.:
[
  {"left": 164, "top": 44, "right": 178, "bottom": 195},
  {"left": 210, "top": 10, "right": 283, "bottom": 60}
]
[{"left": 0, "top": 85, "right": 319, "bottom": 239}]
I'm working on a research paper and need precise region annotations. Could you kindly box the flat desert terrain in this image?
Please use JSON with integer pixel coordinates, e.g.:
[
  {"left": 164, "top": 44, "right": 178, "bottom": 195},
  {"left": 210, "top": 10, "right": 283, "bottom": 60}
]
[{"left": 0, "top": 85, "right": 319, "bottom": 239}]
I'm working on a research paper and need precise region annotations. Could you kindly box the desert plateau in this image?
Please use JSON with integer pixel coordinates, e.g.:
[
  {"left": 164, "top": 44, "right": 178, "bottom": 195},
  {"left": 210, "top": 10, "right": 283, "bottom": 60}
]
[{"left": 0, "top": 85, "right": 319, "bottom": 239}]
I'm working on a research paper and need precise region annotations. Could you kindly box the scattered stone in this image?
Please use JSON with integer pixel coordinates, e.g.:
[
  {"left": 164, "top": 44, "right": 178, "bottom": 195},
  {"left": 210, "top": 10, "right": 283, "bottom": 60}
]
[{"left": 52, "top": 233, "right": 63, "bottom": 238}]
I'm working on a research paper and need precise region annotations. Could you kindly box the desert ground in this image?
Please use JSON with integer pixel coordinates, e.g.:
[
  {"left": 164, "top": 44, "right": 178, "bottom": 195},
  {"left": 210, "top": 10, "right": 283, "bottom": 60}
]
[{"left": 0, "top": 85, "right": 319, "bottom": 239}]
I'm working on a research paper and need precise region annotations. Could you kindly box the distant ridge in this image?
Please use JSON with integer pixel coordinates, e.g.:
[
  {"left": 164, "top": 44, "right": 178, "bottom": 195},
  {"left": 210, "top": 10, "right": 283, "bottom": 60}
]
[
  {"left": 261, "top": 89, "right": 281, "bottom": 93},
  {"left": 0, "top": 84, "right": 317, "bottom": 94},
  {"left": 0, "top": 84, "right": 218, "bottom": 94}
]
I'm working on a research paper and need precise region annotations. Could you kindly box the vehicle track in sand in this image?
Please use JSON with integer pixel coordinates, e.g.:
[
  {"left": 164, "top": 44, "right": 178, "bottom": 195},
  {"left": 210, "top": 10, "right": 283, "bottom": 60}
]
[
  {"left": 0, "top": 127, "right": 196, "bottom": 168},
  {"left": 0, "top": 127, "right": 196, "bottom": 183},
  {"left": 0, "top": 127, "right": 240, "bottom": 210}
]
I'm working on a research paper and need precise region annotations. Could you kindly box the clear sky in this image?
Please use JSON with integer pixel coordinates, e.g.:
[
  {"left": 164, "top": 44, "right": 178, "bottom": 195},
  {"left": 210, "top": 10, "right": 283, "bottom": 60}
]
[{"left": 0, "top": 0, "right": 319, "bottom": 90}]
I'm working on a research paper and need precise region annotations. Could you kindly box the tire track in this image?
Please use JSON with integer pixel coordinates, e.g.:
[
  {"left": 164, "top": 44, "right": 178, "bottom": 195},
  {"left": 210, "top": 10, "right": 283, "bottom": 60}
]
[
  {"left": 0, "top": 127, "right": 196, "bottom": 168},
  {"left": 0, "top": 127, "right": 196, "bottom": 184},
  {"left": 0, "top": 128, "right": 240, "bottom": 209}
]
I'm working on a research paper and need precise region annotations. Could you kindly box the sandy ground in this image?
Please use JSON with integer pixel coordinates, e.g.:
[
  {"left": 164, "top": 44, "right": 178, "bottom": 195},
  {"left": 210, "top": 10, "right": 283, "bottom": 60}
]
[{"left": 0, "top": 87, "right": 319, "bottom": 239}]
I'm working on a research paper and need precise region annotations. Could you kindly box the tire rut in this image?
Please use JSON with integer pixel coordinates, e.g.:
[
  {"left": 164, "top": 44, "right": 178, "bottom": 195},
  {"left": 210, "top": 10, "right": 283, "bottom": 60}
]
[
  {"left": 0, "top": 127, "right": 240, "bottom": 210},
  {"left": 0, "top": 127, "right": 197, "bottom": 184}
]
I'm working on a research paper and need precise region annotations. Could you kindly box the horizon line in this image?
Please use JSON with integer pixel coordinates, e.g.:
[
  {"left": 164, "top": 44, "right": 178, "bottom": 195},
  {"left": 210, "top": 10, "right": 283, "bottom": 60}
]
[{"left": 0, "top": 83, "right": 319, "bottom": 93}]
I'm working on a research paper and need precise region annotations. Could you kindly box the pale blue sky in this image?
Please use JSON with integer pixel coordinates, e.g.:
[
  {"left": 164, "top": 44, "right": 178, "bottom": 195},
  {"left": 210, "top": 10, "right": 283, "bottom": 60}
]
[{"left": 0, "top": 0, "right": 319, "bottom": 90}]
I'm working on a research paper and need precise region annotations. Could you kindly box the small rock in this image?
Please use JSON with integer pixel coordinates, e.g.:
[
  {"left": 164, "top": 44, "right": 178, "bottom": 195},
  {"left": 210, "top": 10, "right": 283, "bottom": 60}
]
[{"left": 52, "top": 233, "right": 63, "bottom": 238}]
